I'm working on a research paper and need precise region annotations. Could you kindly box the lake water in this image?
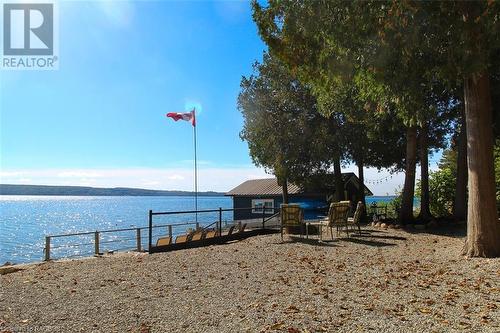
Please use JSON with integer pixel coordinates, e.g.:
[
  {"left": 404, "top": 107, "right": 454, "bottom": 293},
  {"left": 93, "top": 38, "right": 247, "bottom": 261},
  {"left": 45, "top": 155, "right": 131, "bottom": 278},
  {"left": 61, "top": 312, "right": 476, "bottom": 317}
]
[{"left": 0, "top": 195, "right": 396, "bottom": 264}]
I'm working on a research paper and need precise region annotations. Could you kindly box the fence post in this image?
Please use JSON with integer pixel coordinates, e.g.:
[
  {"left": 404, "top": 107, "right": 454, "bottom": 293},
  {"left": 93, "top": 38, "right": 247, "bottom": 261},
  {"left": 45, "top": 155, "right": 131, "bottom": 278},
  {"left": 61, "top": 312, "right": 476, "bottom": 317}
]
[
  {"left": 136, "top": 228, "right": 141, "bottom": 252},
  {"left": 44, "top": 236, "right": 51, "bottom": 261},
  {"left": 219, "top": 207, "right": 222, "bottom": 236},
  {"left": 262, "top": 208, "right": 265, "bottom": 229},
  {"left": 94, "top": 231, "right": 100, "bottom": 256},
  {"left": 168, "top": 225, "right": 172, "bottom": 239},
  {"left": 196, "top": 222, "right": 199, "bottom": 230},
  {"left": 148, "top": 210, "right": 153, "bottom": 253}
]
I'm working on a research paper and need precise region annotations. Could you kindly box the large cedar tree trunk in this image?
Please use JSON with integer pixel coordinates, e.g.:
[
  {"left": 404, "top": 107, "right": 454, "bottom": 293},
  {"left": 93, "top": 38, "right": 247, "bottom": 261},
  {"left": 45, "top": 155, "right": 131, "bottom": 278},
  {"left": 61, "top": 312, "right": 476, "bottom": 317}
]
[
  {"left": 462, "top": 72, "right": 500, "bottom": 257},
  {"left": 333, "top": 157, "right": 344, "bottom": 202},
  {"left": 282, "top": 178, "right": 289, "bottom": 204},
  {"left": 419, "top": 125, "right": 433, "bottom": 221},
  {"left": 399, "top": 126, "right": 418, "bottom": 222},
  {"left": 453, "top": 116, "right": 468, "bottom": 221}
]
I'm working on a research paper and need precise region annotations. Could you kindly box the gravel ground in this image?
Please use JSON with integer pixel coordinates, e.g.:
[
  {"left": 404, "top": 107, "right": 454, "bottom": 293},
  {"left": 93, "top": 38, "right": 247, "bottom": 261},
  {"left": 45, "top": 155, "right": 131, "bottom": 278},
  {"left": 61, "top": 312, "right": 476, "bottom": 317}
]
[{"left": 1, "top": 226, "right": 499, "bottom": 333}]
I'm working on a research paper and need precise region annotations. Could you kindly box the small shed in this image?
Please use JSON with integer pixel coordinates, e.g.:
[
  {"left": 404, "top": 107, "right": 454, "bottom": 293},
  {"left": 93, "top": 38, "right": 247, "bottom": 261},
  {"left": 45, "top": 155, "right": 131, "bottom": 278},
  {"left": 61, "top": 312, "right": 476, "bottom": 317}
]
[{"left": 226, "top": 173, "right": 373, "bottom": 220}]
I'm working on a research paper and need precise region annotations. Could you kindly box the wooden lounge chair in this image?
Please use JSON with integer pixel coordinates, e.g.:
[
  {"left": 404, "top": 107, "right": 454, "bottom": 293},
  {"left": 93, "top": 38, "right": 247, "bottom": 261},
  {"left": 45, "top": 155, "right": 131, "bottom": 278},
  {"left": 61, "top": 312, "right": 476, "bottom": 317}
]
[
  {"left": 347, "top": 201, "right": 364, "bottom": 234},
  {"left": 226, "top": 225, "right": 235, "bottom": 236},
  {"left": 191, "top": 230, "right": 205, "bottom": 241},
  {"left": 280, "top": 204, "right": 304, "bottom": 241},
  {"left": 156, "top": 236, "right": 172, "bottom": 246},
  {"left": 205, "top": 229, "right": 217, "bottom": 239},
  {"left": 175, "top": 234, "right": 190, "bottom": 244},
  {"left": 322, "top": 201, "right": 351, "bottom": 239}
]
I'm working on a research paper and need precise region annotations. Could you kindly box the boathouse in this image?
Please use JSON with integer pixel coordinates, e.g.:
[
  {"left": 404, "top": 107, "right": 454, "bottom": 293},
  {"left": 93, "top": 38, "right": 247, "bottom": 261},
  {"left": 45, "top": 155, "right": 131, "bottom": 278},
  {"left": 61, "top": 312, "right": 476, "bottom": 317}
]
[{"left": 226, "top": 173, "right": 373, "bottom": 220}]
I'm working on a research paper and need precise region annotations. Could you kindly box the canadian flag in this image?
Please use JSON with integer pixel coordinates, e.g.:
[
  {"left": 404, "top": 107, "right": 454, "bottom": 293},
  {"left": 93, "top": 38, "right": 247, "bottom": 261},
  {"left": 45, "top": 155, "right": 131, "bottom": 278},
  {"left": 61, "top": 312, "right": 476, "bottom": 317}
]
[{"left": 166, "top": 110, "right": 196, "bottom": 127}]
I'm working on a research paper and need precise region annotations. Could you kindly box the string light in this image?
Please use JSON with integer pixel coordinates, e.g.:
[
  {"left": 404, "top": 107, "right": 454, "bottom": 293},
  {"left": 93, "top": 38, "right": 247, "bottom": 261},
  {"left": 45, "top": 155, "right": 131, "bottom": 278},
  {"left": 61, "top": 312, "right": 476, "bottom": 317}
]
[{"left": 364, "top": 174, "right": 393, "bottom": 185}]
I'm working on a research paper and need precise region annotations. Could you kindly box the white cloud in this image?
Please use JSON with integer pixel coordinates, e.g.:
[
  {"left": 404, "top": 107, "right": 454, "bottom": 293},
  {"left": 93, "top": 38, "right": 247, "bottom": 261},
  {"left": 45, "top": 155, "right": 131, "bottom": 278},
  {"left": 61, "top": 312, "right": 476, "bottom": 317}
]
[
  {"left": 57, "top": 171, "right": 103, "bottom": 178},
  {"left": 167, "top": 174, "right": 185, "bottom": 181},
  {"left": 141, "top": 180, "right": 160, "bottom": 186},
  {"left": 0, "top": 167, "right": 269, "bottom": 192},
  {"left": 0, "top": 164, "right": 428, "bottom": 195},
  {"left": 0, "top": 171, "right": 24, "bottom": 177}
]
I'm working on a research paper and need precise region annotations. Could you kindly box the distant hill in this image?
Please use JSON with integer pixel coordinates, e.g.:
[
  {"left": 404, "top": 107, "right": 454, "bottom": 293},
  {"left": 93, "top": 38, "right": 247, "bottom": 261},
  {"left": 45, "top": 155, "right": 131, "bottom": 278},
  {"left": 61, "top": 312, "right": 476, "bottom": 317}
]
[{"left": 0, "top": 184, "right": 225, "bottom": 197}]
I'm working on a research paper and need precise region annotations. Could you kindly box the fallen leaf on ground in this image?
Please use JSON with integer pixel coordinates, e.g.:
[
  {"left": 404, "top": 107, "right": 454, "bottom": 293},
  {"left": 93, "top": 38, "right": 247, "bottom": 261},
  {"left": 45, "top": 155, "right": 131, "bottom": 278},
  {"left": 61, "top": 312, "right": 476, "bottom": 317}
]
[
  {"left": 270, "top": 322, "right": 284, "bottom": 330},
  {"left": 139, "top": 323, "right": 150, "bottom": 333}
]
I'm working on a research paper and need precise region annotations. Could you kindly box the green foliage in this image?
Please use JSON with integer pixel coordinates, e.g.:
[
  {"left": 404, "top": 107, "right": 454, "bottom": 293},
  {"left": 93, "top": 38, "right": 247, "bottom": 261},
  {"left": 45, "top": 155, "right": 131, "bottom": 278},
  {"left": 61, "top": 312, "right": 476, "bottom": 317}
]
[
  {"left": 438, "top": 148, "right": 458, "bottom": 176},
  {"left": 417, "top": 169, "right": 456, "bottom": 217},
  {"left": 495, "top": 141, "right": 500, "bottom": 203},
  {"left": 252, "top": 0, "right": 459, "bottom": 221},
  {"left": 427, "top": 141, "right": 500, "bottom": 216},
  {"left": 388, "top": 193, "right": 402, "bottom": 219},
  {"left": 251, "top": 0, "right": 500, "bottom": 227},
  {"left": 238, "top": 53, "right": 330, "bottom": 185}
]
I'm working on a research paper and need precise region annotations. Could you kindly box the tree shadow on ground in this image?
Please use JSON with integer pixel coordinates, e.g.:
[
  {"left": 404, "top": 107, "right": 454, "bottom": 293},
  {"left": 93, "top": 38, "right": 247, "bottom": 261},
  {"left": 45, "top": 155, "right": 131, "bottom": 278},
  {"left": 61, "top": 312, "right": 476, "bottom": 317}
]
[
  {"left": 358, "top": 228, "right": 387, "bottom": 234},
  {"left": 402, "top": 224, "right": 466, "bottom": 238},
  {"left": 353, "top": 234, "right": 407, "bottom": 241},
  {"left": 337, "top": 237, "right": 397, "bottom": 247},
  {"left": 282, "top": 236, "right": 338, "bottom": 247}
]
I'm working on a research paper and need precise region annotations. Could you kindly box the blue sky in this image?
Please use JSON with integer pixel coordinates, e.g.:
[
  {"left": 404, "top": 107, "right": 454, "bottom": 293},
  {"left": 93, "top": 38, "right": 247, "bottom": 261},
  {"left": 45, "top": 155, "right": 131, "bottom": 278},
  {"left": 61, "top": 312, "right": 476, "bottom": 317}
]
[{"left": 0, "top": 0, "right": 438, "bottom": 194}]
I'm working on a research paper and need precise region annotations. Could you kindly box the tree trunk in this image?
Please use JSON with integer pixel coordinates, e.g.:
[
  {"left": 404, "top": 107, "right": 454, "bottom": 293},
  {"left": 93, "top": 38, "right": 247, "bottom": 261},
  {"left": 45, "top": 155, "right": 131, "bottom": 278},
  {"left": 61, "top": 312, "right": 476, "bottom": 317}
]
[
  {"left": 333, "top": 157, "right": 344, "bottom": 202},
  {"left": 462, "top": 72, "right": 500, "bottom": 257},
  {"left": 282, "top": 178, "right": 289, "bottom": 204},
  {"left": 357, "top": 158, "right": 366, "bottom": 207},
  {"left": 453, "top": 114, "right": 468, "bottom": 221},
  {"left": 418, "top": 124, "right": 433, "bottom": 222},
  {"left": 399, "top": 126, "right": 418, "bottom": 222},
  {"left": 357, "top": 158, "right": 367, "bottom": 221}
]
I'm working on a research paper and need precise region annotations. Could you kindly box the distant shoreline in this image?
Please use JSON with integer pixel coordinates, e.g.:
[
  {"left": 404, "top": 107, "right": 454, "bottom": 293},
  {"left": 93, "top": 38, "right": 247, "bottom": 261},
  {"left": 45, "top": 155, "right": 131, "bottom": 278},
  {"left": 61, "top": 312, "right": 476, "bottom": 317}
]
[{"left": 0, "top": 184, "right": 225, "bottom": 197}]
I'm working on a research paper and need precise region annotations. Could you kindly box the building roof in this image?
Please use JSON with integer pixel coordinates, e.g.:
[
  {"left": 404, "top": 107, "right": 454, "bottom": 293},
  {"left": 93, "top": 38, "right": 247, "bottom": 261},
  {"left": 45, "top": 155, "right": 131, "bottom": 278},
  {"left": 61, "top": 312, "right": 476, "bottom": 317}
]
[
  {"left": 226, "top": 178, "right": 301, "bottom": 196},
  {"left": 226, "top": 173, "right": 373, "bottom": 197}
]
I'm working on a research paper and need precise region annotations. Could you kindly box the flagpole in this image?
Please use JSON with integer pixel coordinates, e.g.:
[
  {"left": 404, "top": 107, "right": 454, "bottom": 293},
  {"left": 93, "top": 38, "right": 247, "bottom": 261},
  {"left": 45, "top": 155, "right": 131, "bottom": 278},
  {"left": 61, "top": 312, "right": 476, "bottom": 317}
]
[
  {"left": 193, "top": 109, "right": 198, "bottom": 225},
  {"left": 166, "top": 108, "right": 198, "bottom": 224}
]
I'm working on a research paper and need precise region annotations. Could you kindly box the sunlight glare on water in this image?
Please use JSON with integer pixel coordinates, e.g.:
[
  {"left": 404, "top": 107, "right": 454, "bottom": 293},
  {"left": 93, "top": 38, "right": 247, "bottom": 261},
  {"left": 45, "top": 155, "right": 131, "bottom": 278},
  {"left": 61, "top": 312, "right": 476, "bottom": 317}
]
[{"left": 0, "top": 196, "right": 232, "bottom": 264}]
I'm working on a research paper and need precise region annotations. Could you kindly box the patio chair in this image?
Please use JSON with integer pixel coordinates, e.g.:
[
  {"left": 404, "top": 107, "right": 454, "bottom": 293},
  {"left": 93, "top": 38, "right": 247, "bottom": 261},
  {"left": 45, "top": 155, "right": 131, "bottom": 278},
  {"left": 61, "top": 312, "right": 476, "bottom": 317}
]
[
  {"left": 322, "top": 201, "right": 351, "bottom": 239},
  {"left": 347, "top": 201, "right": 364, "bottom": 234},
  {"left": 156, "top": 236, "right": 172, "bottom": 246},
  {"left": 280, "top": 204, "right": 304, "bottom": 241},
  {"left": 226, "top": 225, "right": 235, "bottom": 236},
  {"left": 205, "top": 229, "right": 217, "bottom": 239},
  {"left": 190, "top": 230, "right": 205, "bottom": 241},
  {"left": 175, "top": 234, "right": 190, "bottom": 244},
  {"left": 238, "top": 223, "right": 247, "bottom": 233}
]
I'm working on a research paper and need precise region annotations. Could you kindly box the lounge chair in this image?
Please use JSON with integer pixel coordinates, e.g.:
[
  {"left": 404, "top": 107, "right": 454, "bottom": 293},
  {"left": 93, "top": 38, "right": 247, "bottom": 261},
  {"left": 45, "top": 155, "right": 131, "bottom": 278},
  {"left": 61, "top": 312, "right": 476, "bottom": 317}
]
[
  {"left": 156, "top": 236, "right": 172, "bottom": 246},
  {"left": 191, "top": 230, "right": 205, "bottom": 241},
  {"left": 347, "top": 201, "right": 364, "bottom": 234},
  {"left": 280, "top": 204, "right": 304, "bottom": 241},
  {"left": 226, "top": 225, "right": 235, "bottom": 236},
  {"left": 322, "top": 201, "right": 351, "bottom": 239},
  {"left": 205, "top": 229, "right": 217, "bottom": 239},
  {"left": 175, "top": 234, "right": 190, "bottom": 244}
]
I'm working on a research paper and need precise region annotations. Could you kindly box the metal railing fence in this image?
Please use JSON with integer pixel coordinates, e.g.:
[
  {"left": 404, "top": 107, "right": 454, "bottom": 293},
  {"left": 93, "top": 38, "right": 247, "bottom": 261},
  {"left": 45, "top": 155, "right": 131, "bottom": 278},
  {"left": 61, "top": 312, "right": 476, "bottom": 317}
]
[{"left": 43, "top": 205, "right": 327, "bottom": 261}]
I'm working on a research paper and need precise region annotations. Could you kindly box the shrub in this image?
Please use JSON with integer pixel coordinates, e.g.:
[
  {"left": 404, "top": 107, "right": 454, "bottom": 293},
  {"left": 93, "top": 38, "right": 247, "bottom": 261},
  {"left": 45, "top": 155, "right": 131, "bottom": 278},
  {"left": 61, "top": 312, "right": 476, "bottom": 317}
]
[{"left": 417, "top": 168, "right": 456, "bottom": 217}]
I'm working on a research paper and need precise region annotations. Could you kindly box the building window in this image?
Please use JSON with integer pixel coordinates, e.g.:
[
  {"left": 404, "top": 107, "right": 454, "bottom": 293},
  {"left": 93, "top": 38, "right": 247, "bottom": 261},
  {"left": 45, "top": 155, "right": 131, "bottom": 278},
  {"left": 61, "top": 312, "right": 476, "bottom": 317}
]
[{"left": 252, "top": 199, "right": 274, "bottom": 214}]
